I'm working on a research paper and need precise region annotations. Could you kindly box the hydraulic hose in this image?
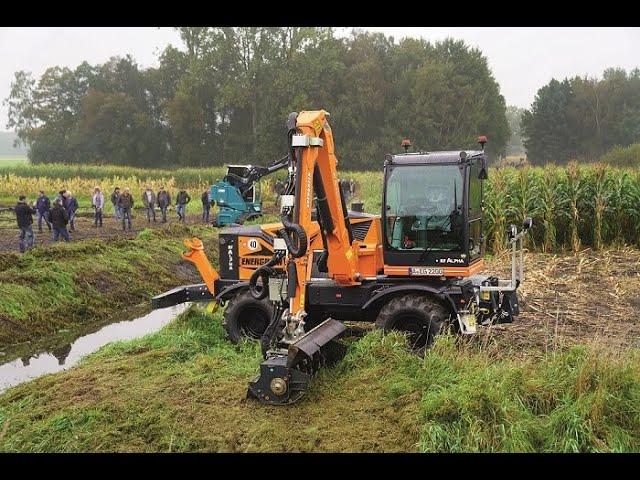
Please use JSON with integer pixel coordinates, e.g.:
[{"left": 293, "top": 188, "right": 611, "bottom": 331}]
[
  {"left": 279, "top": 214, "right": 308, "bottom": 258},
  {"left": 260, "top": 304, "right": 284, "bottom": 357},
  {"left": 249, "top": 251, "right": 284, "bottom": 300}
]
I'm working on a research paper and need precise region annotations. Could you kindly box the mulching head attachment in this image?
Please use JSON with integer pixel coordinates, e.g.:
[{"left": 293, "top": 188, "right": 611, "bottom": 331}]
[{"left": 247, "top": 319, "right": 347, "bottom": 405}]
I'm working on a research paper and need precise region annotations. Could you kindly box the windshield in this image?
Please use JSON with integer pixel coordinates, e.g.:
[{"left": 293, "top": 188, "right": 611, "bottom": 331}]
[{"left": 385, "top": 165, "right": 463, "bottom": 252}]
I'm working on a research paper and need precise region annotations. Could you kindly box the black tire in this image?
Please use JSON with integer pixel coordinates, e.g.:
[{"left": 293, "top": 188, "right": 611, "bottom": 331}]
[
  {"left": 375, "top": 294, "right": 450, "bottom": 350},
  {"left": 223, "top": 289, "right": 274, "bottom": 344}
]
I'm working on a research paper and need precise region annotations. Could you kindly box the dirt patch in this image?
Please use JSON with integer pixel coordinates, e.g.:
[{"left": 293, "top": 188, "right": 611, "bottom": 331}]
[
  {"left": 478, "top": 247, "right": 640, "bottom": 355},
  {"left": 0, "top": 210, "right": 209, "bottom": 254}
]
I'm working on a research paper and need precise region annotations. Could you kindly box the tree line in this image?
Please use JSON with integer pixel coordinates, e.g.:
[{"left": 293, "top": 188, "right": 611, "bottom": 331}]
[
  {"left": 5, "top": 28, "right": 510, "bottom": 169},
  {"left": 521, "top": 68, "right": 640, "bottom": 165}
]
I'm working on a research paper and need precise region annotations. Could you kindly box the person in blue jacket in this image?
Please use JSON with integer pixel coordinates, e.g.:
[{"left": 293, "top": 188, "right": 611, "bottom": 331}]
[
  {"left": 35, "top": 190, "right": 51, "bottom": 232},
  {"left": 63, "top": 190, "right": 79, "bottom": 231}
]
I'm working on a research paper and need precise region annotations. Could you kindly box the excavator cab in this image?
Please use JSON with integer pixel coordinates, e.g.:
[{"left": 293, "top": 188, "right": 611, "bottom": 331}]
[
  {"left": 223, "top": 165, "right": 261, "bottom": 204},
  {"left": 382, "top": 150, "right": 486, "bottom": 268},
  {"left": 209, "top": 157, "right": 289, "bottom": 227}
]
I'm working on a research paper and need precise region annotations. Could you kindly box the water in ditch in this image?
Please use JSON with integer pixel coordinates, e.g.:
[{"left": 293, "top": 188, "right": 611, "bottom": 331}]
[{"left": 0, "top": 304, "right": 190, "bottom": 394}]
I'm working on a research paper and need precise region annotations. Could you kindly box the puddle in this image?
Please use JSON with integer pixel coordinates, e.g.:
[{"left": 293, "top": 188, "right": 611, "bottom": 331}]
[{"left": 0, "top": 304, "right": 190, "bottom": 393}]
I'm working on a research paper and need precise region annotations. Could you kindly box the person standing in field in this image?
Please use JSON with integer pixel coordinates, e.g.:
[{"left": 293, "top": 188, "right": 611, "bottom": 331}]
[
  {"left": 50, "top": 198, "right": 70, "bottom": 242},
  {"left": 118, "top": 187, "right": 134, "bottom": 231},
  {"left": 63, "top": 191, "right": 79, "bottom": 231},
  {"left": 15, "top": 195, "right": 35, "bottom": 253},
  {"left": 142, "top": 185, "right": 157, "bottom": 222},
  {"left": 35, "top": 190, "right": 51, "bottom": 233},
  {"left": 92, "top": 187, "right": 104, "bottom": 227},
  {"left": 111, "top": 187, "right": 121, "bottom": 220},
  {"left": 176, "top": 189, "right": 191, "bottom": 222},
  {"left": 201, "top": 189, "right": 211, "bottom": 223},
  {"left": 157, "top": 186, "right": 171, "bottom": 223}
]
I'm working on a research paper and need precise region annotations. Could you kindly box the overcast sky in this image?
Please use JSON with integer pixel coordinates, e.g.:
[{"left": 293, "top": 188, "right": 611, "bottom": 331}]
[{"left": 1, "top": 27, "right": 638, "bottom": 132}]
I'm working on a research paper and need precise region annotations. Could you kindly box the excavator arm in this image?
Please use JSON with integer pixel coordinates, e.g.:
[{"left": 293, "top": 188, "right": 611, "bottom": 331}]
[
  {"left": 243, "top": 111, "right": 358, "bottom": 404},
  {"left": 225, "top": 155, "right": 290, "bottom": 196},
  {"left": 280, "top": 110, "right": 361, "bottom": 318}
]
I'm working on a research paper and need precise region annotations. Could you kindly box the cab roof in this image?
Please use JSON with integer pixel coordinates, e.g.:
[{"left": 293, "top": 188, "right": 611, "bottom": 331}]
[{"left": 388, "top": 150, "right": 484, "bottom": 165}]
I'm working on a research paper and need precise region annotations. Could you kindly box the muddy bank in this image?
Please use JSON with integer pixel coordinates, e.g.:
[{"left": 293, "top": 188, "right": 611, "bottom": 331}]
[{"left": 0, "top": 224, "right": 215, "bottom": 349}]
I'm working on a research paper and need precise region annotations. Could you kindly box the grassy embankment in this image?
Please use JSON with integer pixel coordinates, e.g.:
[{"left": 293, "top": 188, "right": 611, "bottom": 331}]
[
  {"left": 0, "top": 308, "right": 638, "bottom": 452},
  {"left": 0, "top": 224, "right": 217, "bottom": 350}
]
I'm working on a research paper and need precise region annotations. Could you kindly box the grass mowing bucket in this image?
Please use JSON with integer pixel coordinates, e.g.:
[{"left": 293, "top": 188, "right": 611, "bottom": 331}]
[{"left": 247, "top": 319, "right": 347, "bottom": 405}]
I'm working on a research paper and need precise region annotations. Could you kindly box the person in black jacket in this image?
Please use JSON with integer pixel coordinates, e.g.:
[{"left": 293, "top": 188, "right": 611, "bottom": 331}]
[
  {"left": 15, "top": 195, "right": 35, "bottom": 253},
  {"left": 110, "top": 187, "right": 121, "bottom": 220},
  {"left": 156, "top": 186, "right": 171, "bottom": 223},
  {"left": 176, "top": 189, "right": 191, "bottom": 222},
  {"left": 35, "top": 190, "right": 51, "bottom": 232},
  {"left": 201, "top": 190, "right": 211, "bottom": 223},
  {"left": 50, "top": 198, "right": 70, "bottom": 242}
]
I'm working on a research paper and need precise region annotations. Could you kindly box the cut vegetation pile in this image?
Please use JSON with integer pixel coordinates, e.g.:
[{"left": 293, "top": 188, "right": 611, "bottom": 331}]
[
  {"left": 482, "top": 247, "right": 640, "bottom": 355},
  {"left": 0, "top": 309, "right": 638, "bottom": 452}
]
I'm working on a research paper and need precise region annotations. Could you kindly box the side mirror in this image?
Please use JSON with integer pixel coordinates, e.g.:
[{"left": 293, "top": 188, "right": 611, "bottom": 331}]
[{"left": 523, "top": 217, "right": 533, "bottom": 230}]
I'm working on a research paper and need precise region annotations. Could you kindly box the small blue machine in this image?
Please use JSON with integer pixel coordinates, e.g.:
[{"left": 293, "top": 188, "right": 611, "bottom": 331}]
[{"left": 209, "top": 157, "right": 289, "bottom": 227}]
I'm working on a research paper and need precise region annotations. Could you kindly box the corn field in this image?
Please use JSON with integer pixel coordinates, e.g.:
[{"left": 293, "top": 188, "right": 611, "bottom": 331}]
[
  {"left": 0, "top": 163, "right": 227, "bottom": 188},
  {"left": 1, "top": 162, "right": 639, "bottom": 252},
  {"left": 483, "top": 162, "right": 640, "bottom": 252}
]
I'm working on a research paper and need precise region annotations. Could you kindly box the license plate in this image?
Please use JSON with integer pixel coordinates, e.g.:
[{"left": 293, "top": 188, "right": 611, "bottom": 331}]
[{"left": 409, "top": 267, "right": 444, "bottom": 276}]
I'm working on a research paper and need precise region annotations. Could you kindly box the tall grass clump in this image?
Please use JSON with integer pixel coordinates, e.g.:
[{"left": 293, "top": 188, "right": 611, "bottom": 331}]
[{"left": 347, "top": 333, "right": 640, "bottom": 452}]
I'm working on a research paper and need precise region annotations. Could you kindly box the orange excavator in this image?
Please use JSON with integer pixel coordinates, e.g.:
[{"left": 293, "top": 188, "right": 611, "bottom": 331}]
[{"left": 153, "top": 110, "right": 531, "bottom": 405}]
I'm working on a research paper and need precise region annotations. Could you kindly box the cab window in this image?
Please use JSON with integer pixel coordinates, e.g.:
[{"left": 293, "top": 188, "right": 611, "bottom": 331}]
[{"left": 385, "top": 165, "right": 463, "bottom": 252}]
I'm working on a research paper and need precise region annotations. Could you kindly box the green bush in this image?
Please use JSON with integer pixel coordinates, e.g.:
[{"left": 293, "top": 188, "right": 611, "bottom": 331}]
[{"left": 599, "top": 144, "right": 640, "bottom": 168}]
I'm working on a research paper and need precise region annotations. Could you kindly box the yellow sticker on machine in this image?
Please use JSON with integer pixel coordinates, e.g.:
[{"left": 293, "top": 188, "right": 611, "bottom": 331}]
[
  {"left": 312, "top": 119, "right": 322, "bottom": 135},
  {"left": 206, "top": 302, "right": 219, "bottom": 314}
]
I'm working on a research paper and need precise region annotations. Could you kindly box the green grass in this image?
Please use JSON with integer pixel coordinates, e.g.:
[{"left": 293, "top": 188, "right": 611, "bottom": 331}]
[
  {"left": 0, "top": 155, "right": 28, "bottom": 167},
  {"left": 0, "top": 224, "right": 216, "bottom": 349},
  {"left": 0, "top": 308, "right": 638, "bottom": 452}
]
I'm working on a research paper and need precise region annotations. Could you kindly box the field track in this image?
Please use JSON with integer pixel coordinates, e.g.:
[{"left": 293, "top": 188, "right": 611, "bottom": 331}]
[{"left": 0, "top": 210, "right": 206, "bottom": 254}]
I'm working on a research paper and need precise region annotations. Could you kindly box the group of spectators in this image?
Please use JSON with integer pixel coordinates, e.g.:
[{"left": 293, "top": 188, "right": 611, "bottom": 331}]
[
  {"left": 14, "top": 185, "right": 211, "bottom": 253},
  {"left": 110, "top": 185, "right": 194, "bottom": 228},
  {"left": 15, "top": 189, "right": 79, "bottom": 252}
]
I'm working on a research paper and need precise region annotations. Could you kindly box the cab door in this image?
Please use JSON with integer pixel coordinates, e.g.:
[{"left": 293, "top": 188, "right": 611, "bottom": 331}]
[{"left": 467, "top": 160, "right": 483, "bottom": 260}]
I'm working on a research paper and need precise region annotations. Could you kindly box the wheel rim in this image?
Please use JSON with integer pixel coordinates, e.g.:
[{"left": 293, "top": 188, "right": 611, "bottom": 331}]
[
  {"left": 238, "top": 306, "right": 270, "bottom": 339},
  {"left": 393, "top": 314, "right": 431, "bottom": 349}
]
